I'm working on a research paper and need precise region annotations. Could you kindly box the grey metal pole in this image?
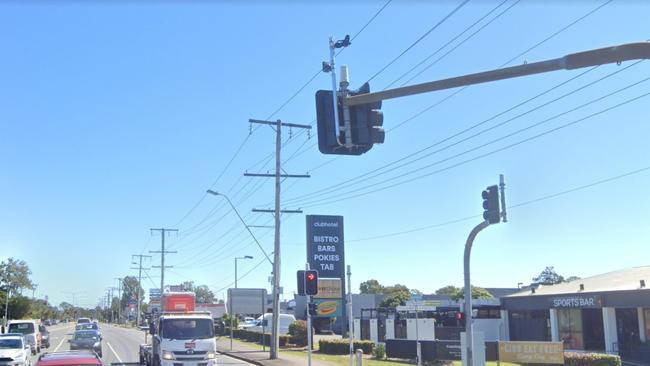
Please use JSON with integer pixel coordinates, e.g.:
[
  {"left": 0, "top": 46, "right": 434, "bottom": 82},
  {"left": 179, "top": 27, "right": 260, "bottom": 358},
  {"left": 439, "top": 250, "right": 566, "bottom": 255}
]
[
  {"left": 306, "top": 263, "right": 312, "bottom": 366},
  {"left": 329, "top": 38, "right": 343, "bottom": 145},
  {"left": 416, "top": 305, "right": 421, "bottom": 366},
  {"left": 137, "top": 258, "right": 142, "bottom": 326},
  {"left": 270, "top": 119, "right": 282, "bottom": 359},
  {"left": 4, "top": 288, "right": 10, "bottom": 326},
  {"left": 347, "top": 265, "right": 354, "bottom": 366},
  {"left": 464, "top": 221, "right": 489, "bottom": 366},
  {"left": 161, "top": 230, "right": 165, "bottom": 295}
]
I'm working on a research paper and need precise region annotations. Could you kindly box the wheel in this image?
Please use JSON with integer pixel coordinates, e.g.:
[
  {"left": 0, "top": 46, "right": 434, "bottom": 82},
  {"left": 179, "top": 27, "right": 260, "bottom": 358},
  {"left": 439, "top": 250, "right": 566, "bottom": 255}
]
[{"left": 97, "top": 351, "right": 103, "bottom": 358}]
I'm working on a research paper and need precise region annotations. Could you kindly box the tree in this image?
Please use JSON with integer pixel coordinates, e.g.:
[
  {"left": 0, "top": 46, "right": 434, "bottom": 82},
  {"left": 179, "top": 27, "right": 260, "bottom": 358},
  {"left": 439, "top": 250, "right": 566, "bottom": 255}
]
[
  {"left": 0, "top": 258, "right": 35, "bottom": 293},
  {"left": 379, "top": 291, "right": 411, "bottom": 308},
  {"left": 436, "top": 285, "right": 460, "bottom": 296},
  {"left": 182, "top": 281, "right": 195, "bottom": 292},
  {"left": 359, "top": 279, "right": 383, "bottom": 294},
  {"left": 194, "top": 285, "right": 215, "bottom": 304},
  {"left": 120, "top": 276, "right": 144, "bottom": 310},
  {"left": 450, "top": 286, "right": 494, "bottom": 301},
  {"left": 532, "top": 266, "right": 565, "bottom": 285},
  {"left": 383, "top": 284, "right": 409, "bottom": 296}
]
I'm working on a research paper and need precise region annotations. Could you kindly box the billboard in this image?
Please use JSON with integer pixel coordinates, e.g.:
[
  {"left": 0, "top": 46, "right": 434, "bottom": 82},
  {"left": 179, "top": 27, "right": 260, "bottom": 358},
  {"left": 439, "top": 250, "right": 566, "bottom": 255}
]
[
  {"left": 313, "top": 299, "right": 343, "bottom": 317},
  {"left": 314, "top": 278, "right": 342, "bottom": 299},
  {"left": 306, "top": 215, "right": 344, "bottom": 278},
  {"left": 227, "top": 288, "right": 267, "bottom": 315}
]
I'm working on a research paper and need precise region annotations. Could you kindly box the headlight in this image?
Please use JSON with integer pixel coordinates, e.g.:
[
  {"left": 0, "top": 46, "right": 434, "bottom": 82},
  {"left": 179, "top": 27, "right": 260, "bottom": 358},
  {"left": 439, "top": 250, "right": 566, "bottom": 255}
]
[
  {"left": 206, "top": 352, "right": 216, "bottom": 359},
  {"left": 93, "top": 342, "right": 101, "bottom": 348},
  {"left": 162, "top": 351, "right": 174, "bottom": 360}
]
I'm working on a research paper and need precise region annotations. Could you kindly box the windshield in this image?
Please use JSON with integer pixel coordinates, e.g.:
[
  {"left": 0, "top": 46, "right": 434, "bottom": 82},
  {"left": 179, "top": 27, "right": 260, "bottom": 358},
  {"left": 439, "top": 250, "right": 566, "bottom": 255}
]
[
  {"left": 74, "top": 331, "right": 98, "bottom": 340},
  {"left": 161, "top": 319, "right": 214, "bottom": 340},
  {"left": 8, "top": 323, "right": 34, "bottom": 334},
  {"left": 0, "top": 339, "right": 22, "bottom": 349}
]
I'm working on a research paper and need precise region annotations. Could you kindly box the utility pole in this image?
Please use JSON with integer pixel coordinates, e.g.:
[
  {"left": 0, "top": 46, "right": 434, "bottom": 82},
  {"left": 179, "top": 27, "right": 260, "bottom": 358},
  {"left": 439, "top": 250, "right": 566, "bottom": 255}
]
[
  {"left": 246, "top": 118, "right": 311, "bottom": 359},
  {"left": 114, "top": 278, "right": 123, "bottom": 324},
  {"left": 132, "top": 254, "right": 152, "bottom": 326},
  {"left": 150, "top": 228, "right": 178, "bottom": 295}
]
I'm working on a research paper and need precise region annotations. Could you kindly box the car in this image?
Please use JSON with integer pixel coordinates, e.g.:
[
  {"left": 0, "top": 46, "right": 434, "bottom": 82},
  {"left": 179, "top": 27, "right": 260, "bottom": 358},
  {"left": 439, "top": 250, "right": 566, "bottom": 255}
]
[
  {"left": 39, "top": 325, "right": 50, "bottom": 349},
  {"left": 74, "top": 324, "right": 101, "bottom": 340},
  {"left": 43, "top": 321, "right": 51, "bottom": 327},
  {"left": 35, "top": 351, "right": 103, "bottom": 366},
  {"left": 0, "top": 334, "right": 31, "bottom": 366},
  {"left": 75, "top": 318, "right": 91, "bottom": 325},
  {"left": 246, "top": 313, "right": 296, "bottom": 335},
  {"left": 238, "top": 317, "right": 256, "bottom": 329},
  {"left": 68, "top": 331, "right": 102, "bottom": 357},
  {"left": 7, "top": 320, "right": 41, "bottom": 355}
]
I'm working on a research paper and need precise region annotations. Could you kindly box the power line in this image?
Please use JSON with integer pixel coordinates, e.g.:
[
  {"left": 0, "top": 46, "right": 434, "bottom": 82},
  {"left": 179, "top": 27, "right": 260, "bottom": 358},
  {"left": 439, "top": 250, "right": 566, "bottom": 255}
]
[
  {"left": 347, "top": 164, "right": 650, "bottom": 243},
  {"left": 384, "top": 0, "right": 512, "bottom": 89},
  {"left": 298, "top": 84, "right": 650, "bottom": 208},
  {"left": 365, "top": 0, "right": 471, "bottom": 84},
  {"left": 400, "top": 0, "right": 521, "bottom": 87}
]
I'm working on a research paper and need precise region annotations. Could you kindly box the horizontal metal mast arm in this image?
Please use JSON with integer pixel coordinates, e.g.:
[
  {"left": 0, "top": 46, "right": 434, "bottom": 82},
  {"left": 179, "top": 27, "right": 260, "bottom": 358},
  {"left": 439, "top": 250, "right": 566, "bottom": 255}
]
[{"left": 345, "top": 42, "right": 650, "bottom": 106}]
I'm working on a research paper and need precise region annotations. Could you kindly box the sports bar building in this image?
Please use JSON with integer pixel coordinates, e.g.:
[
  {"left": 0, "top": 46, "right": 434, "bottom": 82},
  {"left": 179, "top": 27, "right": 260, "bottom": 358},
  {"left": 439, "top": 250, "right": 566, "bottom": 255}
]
[{"left": 501, "top": 266, "right": 650, "bottom": 361}]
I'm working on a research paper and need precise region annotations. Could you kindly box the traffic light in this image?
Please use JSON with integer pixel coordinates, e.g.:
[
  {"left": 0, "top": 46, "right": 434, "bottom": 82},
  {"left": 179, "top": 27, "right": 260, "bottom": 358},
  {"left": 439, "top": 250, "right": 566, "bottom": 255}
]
[
  {"left": 482, "top": 185, "right": 500, "bottom": 224},
  {"left": 315, "top": 82, "right": 384, "bottom": 155},
  {"left": 297, "top": 270, "right": 306, "bottom": 296},
  {"left": 305, "top": 270, "right": 319, "bottom": 295},
  {"left": 308, "top": 303, "right": 318, "bottom": 316}
]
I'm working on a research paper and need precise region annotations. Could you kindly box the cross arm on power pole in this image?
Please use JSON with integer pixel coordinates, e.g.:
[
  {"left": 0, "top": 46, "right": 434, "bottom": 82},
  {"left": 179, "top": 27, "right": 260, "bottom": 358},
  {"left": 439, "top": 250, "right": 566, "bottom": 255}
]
[
  {"left": 345, "top": 42, "right": 650, "bottom": 106},
  {"left": 244, "top": 173, "right": 311, "bottom": 178},
  {"left": 252, "top": 209, "right": 303, "bottom": 214},
  {"left": 249, "top": 118, "right": 312, "bottom": 129}
]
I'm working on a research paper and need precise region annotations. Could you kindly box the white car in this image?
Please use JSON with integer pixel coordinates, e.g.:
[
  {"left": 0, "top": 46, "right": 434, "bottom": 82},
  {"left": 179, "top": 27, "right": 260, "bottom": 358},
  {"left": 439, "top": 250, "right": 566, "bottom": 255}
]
[
  {"left": 246, "top": 313, "right": 296, "bottom": 335},
  {"left": 0, "top": 335, "right": 32, "bottom": 366}
]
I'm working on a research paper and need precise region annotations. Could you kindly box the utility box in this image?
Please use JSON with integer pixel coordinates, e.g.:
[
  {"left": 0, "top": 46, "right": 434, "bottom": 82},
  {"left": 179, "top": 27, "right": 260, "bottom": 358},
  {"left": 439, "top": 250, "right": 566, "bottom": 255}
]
[{"left": 406, "top": 318, "right": 435, "bottom": 341}]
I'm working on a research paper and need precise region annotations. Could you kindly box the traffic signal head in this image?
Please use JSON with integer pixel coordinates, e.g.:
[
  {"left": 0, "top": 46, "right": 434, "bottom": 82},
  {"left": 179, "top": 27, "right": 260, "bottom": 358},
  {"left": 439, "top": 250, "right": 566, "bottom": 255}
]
[
  {"left": 482, "top": 185, "right": 500, "bottom": 224},
  {"left": 305, "top": 270, "right": 318, "bottom": 296},
  {"left": 308, "top": 302, "right": 318, "bottom": 316},
  {"left": 315, "top": 82, "right": 385, "bottom": 155},
  {"left": 296, "top": 270, "right": 306, "bottom": 296}
]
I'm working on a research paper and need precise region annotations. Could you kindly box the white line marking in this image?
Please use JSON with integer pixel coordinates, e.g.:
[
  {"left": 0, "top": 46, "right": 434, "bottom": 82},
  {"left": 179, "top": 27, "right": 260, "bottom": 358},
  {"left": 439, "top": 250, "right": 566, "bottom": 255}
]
[
  {"left": 107, "top": 342, "right": 124, "bottom": 365},
  {"left": 52, "top": 336, "right": 67, "bottom": 352}
]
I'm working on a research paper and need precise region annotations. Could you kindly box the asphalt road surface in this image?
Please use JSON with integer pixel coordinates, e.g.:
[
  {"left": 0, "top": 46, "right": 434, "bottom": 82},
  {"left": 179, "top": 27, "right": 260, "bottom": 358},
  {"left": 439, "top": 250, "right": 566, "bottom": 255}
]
[{"left": 30, "top": 322, "right": 251, "bottom": 365}]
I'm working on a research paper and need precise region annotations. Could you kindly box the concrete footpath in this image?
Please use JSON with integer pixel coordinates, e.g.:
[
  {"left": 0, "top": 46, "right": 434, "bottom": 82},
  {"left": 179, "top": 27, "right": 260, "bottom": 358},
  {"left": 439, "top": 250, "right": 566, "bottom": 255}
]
[{"left": 216, "top": 337, "right": 336, "bottom": 366}]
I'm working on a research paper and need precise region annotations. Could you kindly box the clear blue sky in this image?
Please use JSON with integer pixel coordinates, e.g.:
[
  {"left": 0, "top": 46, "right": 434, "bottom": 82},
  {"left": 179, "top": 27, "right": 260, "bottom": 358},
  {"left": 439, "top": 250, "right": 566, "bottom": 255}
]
[{"left": 2, "top": 0, "right": 649, "bottom": 308}]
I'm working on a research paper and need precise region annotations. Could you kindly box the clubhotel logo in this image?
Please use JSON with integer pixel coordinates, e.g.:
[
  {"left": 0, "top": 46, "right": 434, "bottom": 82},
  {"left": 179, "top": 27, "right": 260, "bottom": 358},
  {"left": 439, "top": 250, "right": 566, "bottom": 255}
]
[{"left": 314, "top": 221, "right": 338, "bottom": 228}]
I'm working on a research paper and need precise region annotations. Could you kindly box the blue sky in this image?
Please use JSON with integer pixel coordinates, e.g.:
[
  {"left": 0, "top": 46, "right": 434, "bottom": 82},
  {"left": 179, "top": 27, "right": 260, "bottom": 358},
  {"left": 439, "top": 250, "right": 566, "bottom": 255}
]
[{"left": 2, "top": 0, "right": 650, "bottom": 308}]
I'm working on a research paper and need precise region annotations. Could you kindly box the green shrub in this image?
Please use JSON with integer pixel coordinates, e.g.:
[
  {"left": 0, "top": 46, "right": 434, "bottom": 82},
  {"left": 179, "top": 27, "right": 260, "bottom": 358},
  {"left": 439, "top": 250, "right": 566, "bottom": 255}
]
[
  {"left": 226, "top": 328, "right": 289, "bottom": 346},
  {"left": 221, "top": 314, "right": 239, "bottom": 329},
  {"left": 288, "top": 320, "right": 308, "bottom": 346},
  {"left": 563, "top": 352, "right": 621, "bottom": 366},
  {"left": 372, "top": 343, "right": 385, "bottom": 359},
  {"left": 318, "top": 339, "right": 374, "bottom": 355}
]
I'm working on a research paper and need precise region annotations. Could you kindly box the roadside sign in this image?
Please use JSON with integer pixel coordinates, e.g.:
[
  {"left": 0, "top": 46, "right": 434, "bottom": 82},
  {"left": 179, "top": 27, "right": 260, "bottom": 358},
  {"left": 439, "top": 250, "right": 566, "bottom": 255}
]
[
  {"left": 314, "top": 278, "right": 342, "bottom": 299},
  {"left": 227, "top": 288, "right": 267, "bottom": 315},
  {"left": 313, "top": 299, "right": 342, "bottom": 317},
  {"left": 498, "top": 341, "right": 564, "bottom": 364},
  {"left": 397, "top": 305, "right": 437, "bottom": 312}
]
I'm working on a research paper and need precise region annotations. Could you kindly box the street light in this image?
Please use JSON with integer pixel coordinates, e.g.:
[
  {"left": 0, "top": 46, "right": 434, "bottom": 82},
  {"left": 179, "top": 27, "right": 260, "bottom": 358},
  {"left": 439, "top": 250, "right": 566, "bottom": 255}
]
[
  {"left": 206, "top": 190, "right": 273, "bottom": 265},
  {"left": 234, "top": 256, "right": 253, "bottom": 289}
]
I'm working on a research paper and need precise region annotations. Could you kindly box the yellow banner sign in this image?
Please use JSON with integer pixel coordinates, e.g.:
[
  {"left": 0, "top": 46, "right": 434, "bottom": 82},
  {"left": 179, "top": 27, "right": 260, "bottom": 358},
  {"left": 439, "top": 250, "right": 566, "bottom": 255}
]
[
  {"left": 498, "top": 341, "right": 564, "bottom": 364},
  {"left": 315, "top": 278, "right": 342, "bottom": 299}
]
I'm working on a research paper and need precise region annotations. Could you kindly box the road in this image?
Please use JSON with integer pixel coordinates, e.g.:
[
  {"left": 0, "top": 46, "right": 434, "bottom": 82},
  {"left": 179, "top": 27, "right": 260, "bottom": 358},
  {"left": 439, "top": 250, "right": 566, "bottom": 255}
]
[{"left": 31, "top": 322, "right": 251, "bottom": 365}]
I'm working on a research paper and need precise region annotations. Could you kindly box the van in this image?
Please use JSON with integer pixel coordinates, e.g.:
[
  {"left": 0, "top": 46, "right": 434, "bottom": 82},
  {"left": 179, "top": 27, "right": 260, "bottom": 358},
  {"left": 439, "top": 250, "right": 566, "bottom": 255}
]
[
  {"left": 247, "top": 313, "right": 296, "bottom": 335},
  {"left": 7, "top": 319, "right": 41, "bottom": 354}
]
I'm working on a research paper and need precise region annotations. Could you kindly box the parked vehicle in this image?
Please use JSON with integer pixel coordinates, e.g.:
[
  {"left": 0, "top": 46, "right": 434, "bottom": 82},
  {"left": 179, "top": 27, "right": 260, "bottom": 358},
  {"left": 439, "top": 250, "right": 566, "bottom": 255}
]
[
  {"left": 68, "top": 330, "right": 102, "bottom": 357},
  {"left": 7, "top": 320, "right": 41, "bottom": 355},
  {"left": 35, "top": 351, "right": 103, "bottom": 366},
  {"left": 0, "top": 334, "right": 32, "bottom": 366},
  {"left": 246, "top": 313, "right": 296, "bottom": 335},
  {"left": 139, "top": 292, "right": 216, "bottom": 366},
  {"left": 39, "top": 325, "right": 50, "bottom": 349}
]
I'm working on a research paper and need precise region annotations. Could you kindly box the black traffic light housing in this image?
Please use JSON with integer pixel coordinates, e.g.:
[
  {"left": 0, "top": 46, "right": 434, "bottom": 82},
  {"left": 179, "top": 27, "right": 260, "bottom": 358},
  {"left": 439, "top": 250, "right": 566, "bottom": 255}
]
[
  {"left": 482, "top": 185, "right": 500, "bottom": 224},
  {"left": 308, "top": 303, "right": 318, "bottom": 316},
  {"left": 315, "top": 82, "right": 384, "bottom": 155},
  {"left": 305, "top": 270, "right": 319, "bottom": 296},
  {"left": 297, "top": 270, "right": 306, "bottom": 296}
]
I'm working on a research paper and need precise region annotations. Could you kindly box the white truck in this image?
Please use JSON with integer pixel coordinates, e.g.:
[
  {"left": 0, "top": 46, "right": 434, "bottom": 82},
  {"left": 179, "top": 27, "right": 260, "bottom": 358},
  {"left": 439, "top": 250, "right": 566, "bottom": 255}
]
[{"left": 140, "top": 292, "right": 217, "bottom": 366}]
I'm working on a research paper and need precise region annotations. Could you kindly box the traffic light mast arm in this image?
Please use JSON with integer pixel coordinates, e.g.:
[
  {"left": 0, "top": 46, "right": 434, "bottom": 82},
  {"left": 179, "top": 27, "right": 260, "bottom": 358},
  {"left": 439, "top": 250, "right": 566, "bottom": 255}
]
[{"left": 345, "top": 42, "right": 650, "bottom": 107}]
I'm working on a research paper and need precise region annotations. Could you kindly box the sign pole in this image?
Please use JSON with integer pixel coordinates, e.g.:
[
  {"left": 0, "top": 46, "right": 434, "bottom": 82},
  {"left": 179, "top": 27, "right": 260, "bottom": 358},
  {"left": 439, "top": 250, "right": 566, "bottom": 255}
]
[
  {"left": 306, "top": 263, "right": 313, "bottom": 366},
  {"left": 347, "top": 265, "right": 354, "bottom": 366}
]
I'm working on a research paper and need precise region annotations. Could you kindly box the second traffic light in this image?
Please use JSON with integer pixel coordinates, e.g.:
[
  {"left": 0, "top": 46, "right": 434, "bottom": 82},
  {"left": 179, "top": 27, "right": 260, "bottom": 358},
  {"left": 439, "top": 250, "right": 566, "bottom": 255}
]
[
  {"left": 305, "top": 270, "right": 318, "bottom": 296},
  {"left": 482, "top": 185, "right": 500, "bottom": 224},
  {"left": 308, "top": 303, "right": 318, "bottom": 316}
]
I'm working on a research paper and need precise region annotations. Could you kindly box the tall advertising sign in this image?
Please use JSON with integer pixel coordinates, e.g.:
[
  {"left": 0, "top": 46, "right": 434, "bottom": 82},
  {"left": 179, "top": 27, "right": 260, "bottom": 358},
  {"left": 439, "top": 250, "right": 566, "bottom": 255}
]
[{"left": 306, "top": 215, "right": 345, "bottom": 323}]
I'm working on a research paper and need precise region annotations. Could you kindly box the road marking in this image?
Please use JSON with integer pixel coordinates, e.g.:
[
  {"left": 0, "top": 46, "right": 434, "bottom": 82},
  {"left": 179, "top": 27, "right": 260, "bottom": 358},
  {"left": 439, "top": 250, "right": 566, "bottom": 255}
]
[
  {"left": 107, "top": 342, "right": 124, "bottom": 365},
  {"left": 52, "top": 336, "right": 67, "bottom": 352}
]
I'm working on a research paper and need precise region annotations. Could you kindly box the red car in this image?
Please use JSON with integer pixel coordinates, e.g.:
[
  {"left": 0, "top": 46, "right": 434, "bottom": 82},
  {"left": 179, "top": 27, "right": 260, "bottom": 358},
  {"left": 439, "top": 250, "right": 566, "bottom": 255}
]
[{"left": 36, "top": 351, "right": 103, "bottom": 366}]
